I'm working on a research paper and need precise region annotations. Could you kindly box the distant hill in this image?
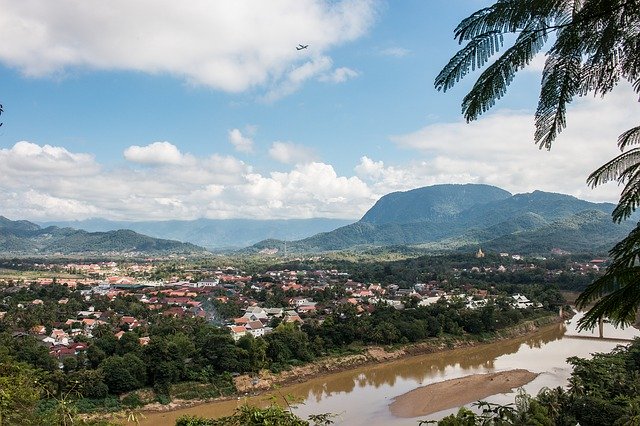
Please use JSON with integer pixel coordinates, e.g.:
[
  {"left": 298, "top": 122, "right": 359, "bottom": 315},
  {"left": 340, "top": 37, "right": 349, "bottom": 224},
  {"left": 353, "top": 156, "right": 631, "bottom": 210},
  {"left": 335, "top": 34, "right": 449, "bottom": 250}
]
[
  {"left": 0, "top": 216, "right": 207, "bottom": 256},
  {"left": 248, "top": 184, "right": 634, "bottom": 255},
  {"left": 39, "top": 218, "right": 354, "bottom": 250}
]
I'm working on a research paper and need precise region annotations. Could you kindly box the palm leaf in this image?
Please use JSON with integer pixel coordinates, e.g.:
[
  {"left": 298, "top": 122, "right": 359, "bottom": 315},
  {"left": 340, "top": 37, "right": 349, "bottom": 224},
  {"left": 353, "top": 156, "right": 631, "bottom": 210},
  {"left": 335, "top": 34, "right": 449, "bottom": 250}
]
[
  {"left": 534, "top": 51, "right": 582, "bottom": 149},
  {"left": 454, "top": 0, "right": 565, "bottom": 42},
  {"left": 612, "top": 170, "right": 640, "bottom": 222},
  {"left": 461, "top": 22, "right": 549, "bottom": 121},
  {"left": 435, "top": 31, "right": 504, "bottom": 92},
  {"left": 618, "top": 126, "right": 640, "bottom": 150},
  {"left": 588, "top": 147, "right": 640, "bottom": 221},
  {"left": 588, "top": 147, "right": 640, "bottom": 186}
]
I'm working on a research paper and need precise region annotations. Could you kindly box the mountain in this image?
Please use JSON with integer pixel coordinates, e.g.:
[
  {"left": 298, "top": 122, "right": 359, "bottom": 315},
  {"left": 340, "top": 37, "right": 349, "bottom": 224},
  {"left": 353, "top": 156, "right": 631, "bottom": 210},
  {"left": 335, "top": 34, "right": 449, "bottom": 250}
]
[
  {"left": 0, "top": 216, "right": 207, "bottom": 256},
  {"left": 361, "top": 184, "right": 512, "bottom": 224},
  {"left": 249, "top": 184, "right": 635, "bottom": 255},
  {"left": 39, "top": 218, "right": 354, "bottom": 250}
]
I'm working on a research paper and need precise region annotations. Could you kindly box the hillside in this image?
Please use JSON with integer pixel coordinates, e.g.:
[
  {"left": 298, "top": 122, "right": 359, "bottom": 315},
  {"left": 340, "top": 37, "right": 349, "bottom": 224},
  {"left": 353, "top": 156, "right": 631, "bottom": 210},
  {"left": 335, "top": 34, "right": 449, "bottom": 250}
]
[
  {"left": 249, "top": 184, "right": 633, "bottom": 255},
  {"left": 0, "top": 216, "right": 207, "bottom": 256}
]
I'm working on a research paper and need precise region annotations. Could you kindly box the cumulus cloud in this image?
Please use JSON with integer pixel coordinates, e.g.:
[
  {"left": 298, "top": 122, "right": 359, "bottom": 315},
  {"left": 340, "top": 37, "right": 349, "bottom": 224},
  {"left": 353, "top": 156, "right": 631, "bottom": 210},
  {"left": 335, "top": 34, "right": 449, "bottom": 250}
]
[
  {"left": 0, "top": 141, "right": 372, "bottom": 221},
  {"left": 228, "top": 128, "right": 254, "bottom": 153},
  {"left": 320, "top": 66, "right": 359, "bottom": 83},
  {"left": 389, "top": 85, "right": 640, "bottom": 203},
  {"left": 0, "top": 0, "right": 377, "bottom": 96},
  {"left": 269, "top": 141, "right": 318, "bottom": 164},
  {"left": 0, "top": 141, "right": 98, "bottom": 176},
  {"left": 124, "top": 141, "right": 186, "bottom": 165}
]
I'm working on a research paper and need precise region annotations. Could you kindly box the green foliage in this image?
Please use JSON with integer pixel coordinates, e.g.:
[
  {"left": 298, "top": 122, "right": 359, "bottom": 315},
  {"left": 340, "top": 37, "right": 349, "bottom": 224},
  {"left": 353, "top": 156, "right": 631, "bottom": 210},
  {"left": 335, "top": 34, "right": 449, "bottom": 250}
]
[
  {"left": 99, "top": 354, "right": 147, "bottom": 395},
  {"left": 0, "top": 361, "right": 43, "bottom": 425},
  {"left": 175, "top": 403, "right": 336, "bottom": 426}
]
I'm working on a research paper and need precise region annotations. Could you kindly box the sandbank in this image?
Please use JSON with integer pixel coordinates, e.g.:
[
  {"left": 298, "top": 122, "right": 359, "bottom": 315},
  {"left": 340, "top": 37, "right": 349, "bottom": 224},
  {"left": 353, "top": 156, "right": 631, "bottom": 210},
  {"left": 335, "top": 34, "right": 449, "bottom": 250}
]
[{"left": 389, "top": 369, "right": 539, "bottom": 418}]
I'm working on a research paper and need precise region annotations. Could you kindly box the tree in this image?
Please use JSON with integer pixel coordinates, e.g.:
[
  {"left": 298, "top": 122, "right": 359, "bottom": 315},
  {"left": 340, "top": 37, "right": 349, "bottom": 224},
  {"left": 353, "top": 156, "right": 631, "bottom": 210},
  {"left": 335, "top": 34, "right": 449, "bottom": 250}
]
[
  {"left": 437, "top": 0, "right": 640, "bottom": 329},
  {"left": 0, "top": 361, "right": 43, "bottom": 425}
]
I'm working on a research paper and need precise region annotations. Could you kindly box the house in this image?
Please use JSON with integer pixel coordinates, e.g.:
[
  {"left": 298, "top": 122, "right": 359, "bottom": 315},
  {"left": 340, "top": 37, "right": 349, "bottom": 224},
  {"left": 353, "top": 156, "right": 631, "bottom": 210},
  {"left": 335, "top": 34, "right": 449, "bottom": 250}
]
[
  {"left": 243, "top": 306, "right": 268, "bottom": 321},
  {"left": 120, "top": 316, "right": 140, "bottom": 329},
  {"left": 512, "top": 294, "right": 534, "bottom": 309},
  {"left": 297, "top": 304, "right": 317, "bottom": 314},
  {"left": 246, "top": 321, "right": 266, "bottom": 337},
  {"left": 230, "top": 326, "right": 247, "bottom": 341},
  {"left": 30, "top": 325, "right": 46, "bottom": 335},
  {"left": 283, "top": 310, "right": 303, "bottom": 324},
  {"left": 264, "top": 307, "right": 284, "bottom": 317}
]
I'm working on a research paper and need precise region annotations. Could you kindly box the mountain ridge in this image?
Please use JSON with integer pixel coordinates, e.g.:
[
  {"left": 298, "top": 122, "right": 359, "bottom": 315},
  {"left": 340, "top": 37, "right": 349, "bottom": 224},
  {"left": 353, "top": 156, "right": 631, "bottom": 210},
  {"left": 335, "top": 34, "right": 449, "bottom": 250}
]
[
  {"left": 0, "top": 216, "right": 207, "bottom": 256},
  {"left": 247, "top": 185, "right": 632, "bottom": 255}
]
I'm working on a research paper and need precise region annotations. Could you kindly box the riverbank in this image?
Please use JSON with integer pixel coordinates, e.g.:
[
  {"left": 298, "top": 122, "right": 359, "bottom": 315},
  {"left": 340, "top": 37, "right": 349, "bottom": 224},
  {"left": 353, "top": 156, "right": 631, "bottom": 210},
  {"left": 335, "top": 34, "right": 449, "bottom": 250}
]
[
  {"left": 233, "top": 315, "right": 559, "bottom": 395},
  {"left": 112, "top": 314, "right": 560, "bottom": 423},
  {"left": 389, "top": 369, "right": 539, "bottom": 417}
]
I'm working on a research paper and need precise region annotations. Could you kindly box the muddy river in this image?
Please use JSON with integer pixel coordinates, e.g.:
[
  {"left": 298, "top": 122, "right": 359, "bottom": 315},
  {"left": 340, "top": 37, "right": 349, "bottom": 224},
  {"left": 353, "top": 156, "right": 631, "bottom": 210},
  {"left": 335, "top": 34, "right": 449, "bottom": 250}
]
[{"left": 140, "top": 313, "right": 639, "bottom": 426}]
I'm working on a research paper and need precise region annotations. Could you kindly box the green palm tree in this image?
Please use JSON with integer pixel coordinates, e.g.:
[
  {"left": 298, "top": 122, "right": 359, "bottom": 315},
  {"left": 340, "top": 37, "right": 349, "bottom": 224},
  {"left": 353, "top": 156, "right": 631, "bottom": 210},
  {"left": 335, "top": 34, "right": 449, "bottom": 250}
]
[{"left": 437, "top": 0, "right": 640, "bottom": 329}]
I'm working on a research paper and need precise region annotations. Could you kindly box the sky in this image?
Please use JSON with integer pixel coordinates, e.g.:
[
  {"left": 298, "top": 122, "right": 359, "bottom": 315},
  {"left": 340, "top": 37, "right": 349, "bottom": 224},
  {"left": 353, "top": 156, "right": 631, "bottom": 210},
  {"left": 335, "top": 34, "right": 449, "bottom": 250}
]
[{"left": 1, "top": 0, "right": 639, "bottom": 222}]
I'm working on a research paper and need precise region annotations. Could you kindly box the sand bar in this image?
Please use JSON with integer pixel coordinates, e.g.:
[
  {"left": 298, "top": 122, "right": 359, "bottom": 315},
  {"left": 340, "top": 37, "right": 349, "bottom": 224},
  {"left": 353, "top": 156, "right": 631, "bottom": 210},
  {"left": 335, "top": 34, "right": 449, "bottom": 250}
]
[{"left": 389, "top": 369, "right": 539, "bottom": 418}]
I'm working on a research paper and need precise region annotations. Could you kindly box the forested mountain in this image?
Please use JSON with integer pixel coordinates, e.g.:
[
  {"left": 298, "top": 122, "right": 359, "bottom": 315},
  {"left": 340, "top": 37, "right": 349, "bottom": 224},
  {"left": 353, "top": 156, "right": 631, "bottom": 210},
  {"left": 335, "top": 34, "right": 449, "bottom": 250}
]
[
  {"left": 249, "top": 184, "right": 633, "bottom": 255},
  {"left": 0, "top": 216, "right": 207, "bottom": 255}
]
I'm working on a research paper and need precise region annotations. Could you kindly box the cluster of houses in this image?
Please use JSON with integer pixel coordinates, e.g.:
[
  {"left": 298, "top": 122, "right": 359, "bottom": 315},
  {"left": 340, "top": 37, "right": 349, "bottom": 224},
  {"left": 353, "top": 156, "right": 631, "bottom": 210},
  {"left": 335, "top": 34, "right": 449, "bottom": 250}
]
[{"left": 1, "top": 255, "right": 608, "bottom": 368}]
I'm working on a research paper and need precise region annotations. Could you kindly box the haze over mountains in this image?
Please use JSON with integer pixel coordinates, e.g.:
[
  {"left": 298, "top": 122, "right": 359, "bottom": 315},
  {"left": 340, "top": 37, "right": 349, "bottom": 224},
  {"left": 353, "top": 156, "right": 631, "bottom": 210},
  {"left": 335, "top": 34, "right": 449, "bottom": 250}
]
[
  {"left": 0, "top": 216, "right": 206, "bottom": 256},
  {"left": 39, "top": 218, "right": 354, "bottom": 251},
  {"left": 2, "top": 184, "right": 635, "bottom": 256}
]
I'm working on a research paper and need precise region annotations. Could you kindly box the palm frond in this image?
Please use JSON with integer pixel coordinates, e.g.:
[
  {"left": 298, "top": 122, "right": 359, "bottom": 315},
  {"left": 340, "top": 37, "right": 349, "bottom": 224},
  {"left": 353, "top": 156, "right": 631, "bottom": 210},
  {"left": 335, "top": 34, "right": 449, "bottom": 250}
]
[
  {"left": 461, "top": 23, "right": 549, "bottom": 121},
  {"left": 435, "top": 31, "right": 504, "bottom": 92},
  {"left": 454, "top": 0, "right": 566, "bottom": 42},
  {"left": 534, "top": 51, "right": 582, "bottom": 149},
  {"left": 618, "top": 126, "right": 640, "bottom": 150},
  {"left": 587, "top": 147, "right": 640, "bottom": 186},
  {"left": 612, "top": 171, "right": 640, "bottom": 222}
]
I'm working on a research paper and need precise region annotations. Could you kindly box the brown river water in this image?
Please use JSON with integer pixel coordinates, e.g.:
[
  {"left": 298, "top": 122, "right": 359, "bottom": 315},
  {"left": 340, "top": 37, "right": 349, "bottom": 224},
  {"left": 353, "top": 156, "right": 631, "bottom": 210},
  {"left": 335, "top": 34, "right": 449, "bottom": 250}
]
[{"left": 139, "top": 313, "right": 639, "bottom": 426}]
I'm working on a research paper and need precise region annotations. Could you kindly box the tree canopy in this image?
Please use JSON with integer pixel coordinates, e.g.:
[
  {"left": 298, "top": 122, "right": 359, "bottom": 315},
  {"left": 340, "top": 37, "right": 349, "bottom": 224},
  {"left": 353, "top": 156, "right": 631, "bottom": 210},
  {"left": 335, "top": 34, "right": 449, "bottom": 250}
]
[{"left": 437, "top": 0, "right": 640, "bottom": 328}]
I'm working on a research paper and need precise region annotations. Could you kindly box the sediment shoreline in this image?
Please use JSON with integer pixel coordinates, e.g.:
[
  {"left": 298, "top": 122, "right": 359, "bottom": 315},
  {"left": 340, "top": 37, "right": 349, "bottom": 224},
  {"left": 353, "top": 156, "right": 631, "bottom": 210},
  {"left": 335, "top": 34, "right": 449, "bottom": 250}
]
[{"left": 389, "top": 369, "right": 539, "bottom": 417}]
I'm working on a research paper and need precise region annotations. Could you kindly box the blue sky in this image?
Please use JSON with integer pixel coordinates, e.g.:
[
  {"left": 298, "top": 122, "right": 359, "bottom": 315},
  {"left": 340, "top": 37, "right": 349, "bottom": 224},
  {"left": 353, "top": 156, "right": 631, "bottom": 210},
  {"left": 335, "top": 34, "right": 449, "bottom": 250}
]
[{"left": 0, "top": 0, "right": 638, "bottom": 221}]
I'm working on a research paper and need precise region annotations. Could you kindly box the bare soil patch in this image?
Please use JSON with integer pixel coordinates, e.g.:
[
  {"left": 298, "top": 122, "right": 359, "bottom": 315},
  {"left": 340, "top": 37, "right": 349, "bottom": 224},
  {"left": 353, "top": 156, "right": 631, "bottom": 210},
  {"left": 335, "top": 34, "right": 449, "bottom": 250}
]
[{"left": 389, "top": 369, "right": 539, "bottom": 418}]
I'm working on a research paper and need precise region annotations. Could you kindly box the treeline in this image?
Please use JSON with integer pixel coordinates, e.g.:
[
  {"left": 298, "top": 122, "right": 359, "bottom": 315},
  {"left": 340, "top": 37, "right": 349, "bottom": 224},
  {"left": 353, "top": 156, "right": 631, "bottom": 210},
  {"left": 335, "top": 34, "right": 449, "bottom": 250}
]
[{"left": 248, "top": 252, "right": 601, "bottom": 291}]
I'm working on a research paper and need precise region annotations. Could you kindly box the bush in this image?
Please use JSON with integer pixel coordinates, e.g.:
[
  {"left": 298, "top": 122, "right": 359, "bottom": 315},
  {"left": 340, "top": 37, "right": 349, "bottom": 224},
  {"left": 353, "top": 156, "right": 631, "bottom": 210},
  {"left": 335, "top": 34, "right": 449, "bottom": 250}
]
[{"left": 121, "top": 393, "right": 143, "bottom": 408}]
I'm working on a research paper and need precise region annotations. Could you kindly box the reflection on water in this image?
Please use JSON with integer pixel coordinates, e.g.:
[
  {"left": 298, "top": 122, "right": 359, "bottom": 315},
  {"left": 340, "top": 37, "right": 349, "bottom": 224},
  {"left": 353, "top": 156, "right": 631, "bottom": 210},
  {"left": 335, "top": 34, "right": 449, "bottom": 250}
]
[{"left": 140, "top": 314, "right": 638, "bottom": 426}]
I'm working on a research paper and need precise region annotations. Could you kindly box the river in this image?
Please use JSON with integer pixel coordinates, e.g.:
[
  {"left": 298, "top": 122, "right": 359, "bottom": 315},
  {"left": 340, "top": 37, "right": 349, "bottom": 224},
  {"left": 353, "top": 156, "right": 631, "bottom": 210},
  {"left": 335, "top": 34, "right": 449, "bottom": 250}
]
[{"left": 140, "top": 313, "right": 639, "bottom": 426}]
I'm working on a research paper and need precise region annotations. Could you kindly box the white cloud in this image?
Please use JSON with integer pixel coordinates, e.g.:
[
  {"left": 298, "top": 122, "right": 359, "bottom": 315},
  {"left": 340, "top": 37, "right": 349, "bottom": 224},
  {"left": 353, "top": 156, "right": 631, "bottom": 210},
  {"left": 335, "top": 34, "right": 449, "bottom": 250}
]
[
  {"left": 228, "top": 128, "right": 254, "bottom": 153},
  {"left": 320, "top": 66, "right": 359, "bottom": 83},
  {"left": 0, "top": 0, "right": 377, "bottom": 96},
  {"left": 0, "top": 141, "right": 372, "bottom": 221},
  {"left": 355, "top": 156, "right": 476, "bottom": 196},
  {"left": 124, "top": 141, "right": 186, "bottom": 165},
  {"left": 262, "top": 55, "right": 333, "bottom": 102},
  {"left": 379, "top": 47, "right": 410, "bottom": 57},
  {"left": 389, "top": 85, "right": 640, "bottom": 203},
  {"left": 0, "top": 141, "right": 97, "bottom": 175},
  {"left": 269, "top": 141, "right": 318, "bottom": 164}
]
